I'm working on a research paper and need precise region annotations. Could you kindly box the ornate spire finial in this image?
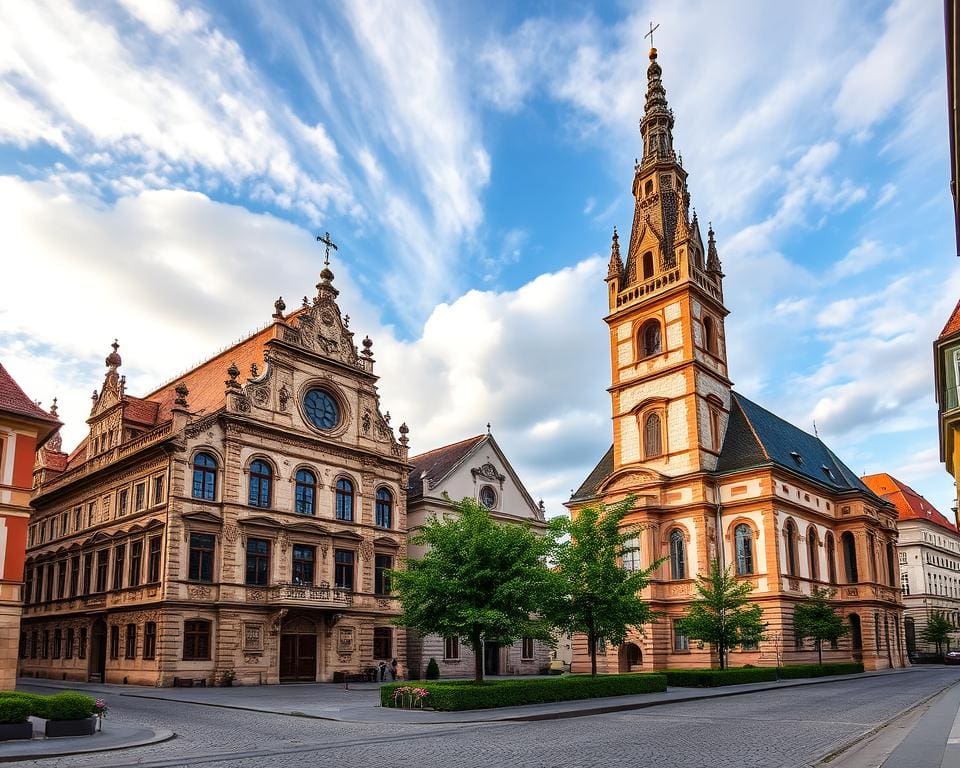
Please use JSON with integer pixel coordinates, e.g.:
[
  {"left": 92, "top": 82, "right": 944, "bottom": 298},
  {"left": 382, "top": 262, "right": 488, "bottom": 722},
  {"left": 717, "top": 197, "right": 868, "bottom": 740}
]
[
  {"left": 361, "top": 335, "right": 374, "bottom": 359},
  {"left": 486, "top": 422, "right": 491, "bottom": 435},
  {"left": 706, "top": 223, "right": 722, "bottom": 274},
  {"left": 640, "top": 30, "right": 675, "bottom": 166},
  {"left": 399, "top": 422, "right": 410, "bottom": 447},
  {"left": 344, "top": 314, "right": 350, "bottom": 329},
  {"left": 273, "top": 296, "right": 286, "bottom": 320},
  {"left": 49, "top": 397, "right": 58, "bottom": 418},
  {"left": 250, "top": 362, "right": 259, "bottom": 377},
  {"left": 105, "top": 339, "right": 122, "bottom": 369},
  {"left": 174, "top": 382, "right": 190, "bottom": 408},
  {"left": 316, "top": 231, "right": 337, "bottom": 285},
  {"left": 607, "top": 226, "right": 624, "bottom": 279},
  {"left": 225, "top": 362, "right": 241, "bottom": 390}
]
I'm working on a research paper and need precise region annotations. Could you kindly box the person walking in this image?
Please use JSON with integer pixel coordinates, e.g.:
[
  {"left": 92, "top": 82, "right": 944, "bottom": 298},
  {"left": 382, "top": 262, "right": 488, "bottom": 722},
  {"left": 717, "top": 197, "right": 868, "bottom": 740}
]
[{"left": 390, "top": 658, "right": 400, "bottom": 681}]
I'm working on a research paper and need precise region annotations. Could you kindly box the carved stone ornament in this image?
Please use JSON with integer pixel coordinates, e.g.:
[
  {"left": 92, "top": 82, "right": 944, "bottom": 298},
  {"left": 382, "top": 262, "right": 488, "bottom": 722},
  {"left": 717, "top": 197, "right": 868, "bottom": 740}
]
[
  {"left": 243, "top": 655, "right": 261, "bottom": 664},
  {"left": 278, "top": 531, "right": 290, "bottom": 555},
  {"left": 251, "top": 387, "right": 269, "bottom": 406},
  {"left": 243, "top": 622, "right": 264, "bottom": 652},
  {"left": 187, "top": 585, "right": 211, "bottom": 599},
  {"left": 362, "top": 411, "right": 372, "bottom": 435},
  {"left": 223, "top": 524, "right": 239, "bottom": 544},
  {"left": 235, "top": 395, "right": 251, "bottom": 413},
  {"left": 358, "top": 540, "right": 374, "bottom": 561},
  {"left": 472, "top": 463, "right": 506, "bottom": 488},
  {"left": 337, "top": 626, "right": 355, "bottom": 653},
  {"left": 278, "top": 385, "right": 290, "bottom": 412}
]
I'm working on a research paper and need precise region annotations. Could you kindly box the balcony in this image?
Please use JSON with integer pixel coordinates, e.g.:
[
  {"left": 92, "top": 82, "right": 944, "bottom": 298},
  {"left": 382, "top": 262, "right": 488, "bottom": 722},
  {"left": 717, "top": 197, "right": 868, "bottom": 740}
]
[{"left": 246, "top": 582, "right": 353, "bottom": 608}]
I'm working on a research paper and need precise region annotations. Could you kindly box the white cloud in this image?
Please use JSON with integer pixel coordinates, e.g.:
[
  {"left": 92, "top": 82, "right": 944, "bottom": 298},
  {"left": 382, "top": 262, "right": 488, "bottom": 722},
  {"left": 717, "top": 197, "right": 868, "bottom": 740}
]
[
  {"left": 875, "top": 182, "right": 897, "bottom": 209},
  {"left": 831, "top": 239, "right": 893, "bottom": 279}
]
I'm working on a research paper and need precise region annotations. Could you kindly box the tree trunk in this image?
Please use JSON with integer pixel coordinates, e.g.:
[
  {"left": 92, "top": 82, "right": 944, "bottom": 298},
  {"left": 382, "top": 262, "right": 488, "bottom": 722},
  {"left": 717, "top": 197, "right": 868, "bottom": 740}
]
[
  {"left": 817, "top": 639, "right": 822, "bottom": 665},
  {"left": 472, "top": 631, "right": 484, "bottom": 683},
  {"left": 718, "top": 642, "right": 725, "bottom": 670},
  {"left": 589, "top": 632, "right": 598, "bottom": 676}
]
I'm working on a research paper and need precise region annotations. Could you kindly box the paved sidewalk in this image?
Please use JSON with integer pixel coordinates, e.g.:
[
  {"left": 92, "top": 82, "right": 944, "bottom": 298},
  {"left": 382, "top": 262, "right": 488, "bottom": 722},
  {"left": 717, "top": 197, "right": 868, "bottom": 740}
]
[
  {"left": 880, "top": 681, "right": 960, "bottom": 767},
  {"left": 0, "top": 721, "right": 173, "bottom": 762},
  {"left": 17, "top": 667, "right": 945, "bottom": 725}
]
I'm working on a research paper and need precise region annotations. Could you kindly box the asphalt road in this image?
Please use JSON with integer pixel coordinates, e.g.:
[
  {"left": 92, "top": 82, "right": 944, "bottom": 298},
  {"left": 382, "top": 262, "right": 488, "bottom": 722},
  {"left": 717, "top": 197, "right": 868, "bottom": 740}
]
[{"left": 16, "top": 668, "right": 960, "bottom": 768}]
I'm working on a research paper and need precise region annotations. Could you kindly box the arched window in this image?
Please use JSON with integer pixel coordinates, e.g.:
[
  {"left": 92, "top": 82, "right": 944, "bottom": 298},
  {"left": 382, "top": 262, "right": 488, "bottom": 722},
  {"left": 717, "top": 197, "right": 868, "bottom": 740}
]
[
  {"left": 192, "top": 453, "right": 217, "bottom": 501},
  {"left": 842, "top": 532, "right": 859, "bottom": 583},
  {"left": 825, "top": 532, "right": 837, "bottom": 584},
  {"left": 849, "top": 613, "right": 863, "bottom": 651},
  {"left": 703, "top": 316, "right": 718, "bottom": 355},
  {"left": 642, "top": 251, "right": 655, "bottom": 279},
  {"left": 867, "top": 532, "right": 877, "bottom": 581},
  {"left": 295, "top": 469, "right": 317, "bottom": 515},
  {"left": 735, "top": 524, "right": 754, "bottom": 575},
  {"left": 643, "top": 412, "right": 663, "bottom": 459},
  {"left": 670, "top": 529, "right": 686, "bottom": 579},
  {"left": 375, "top": 488, "right": 393, "bottom": 528},
  {"left": 248, "top": 460, "right": 272, "bottom": 508},
  {"left": 639, "top": 319, "right": 662, "bottom": 358},
  {"left": 807, "top": 528, "right": 819, "bottom": 581},
  {"left": 886, "top": 541, "right": 896, "bottom": 586},
  {"left": 644, "top": 180, "right": 654, "bottom": 197},
  {"left": 335, "top": 478, "right": 354, "bottom": 522},
  {"left": 783, "top": 519, "right": 798, "bottom": 577}
]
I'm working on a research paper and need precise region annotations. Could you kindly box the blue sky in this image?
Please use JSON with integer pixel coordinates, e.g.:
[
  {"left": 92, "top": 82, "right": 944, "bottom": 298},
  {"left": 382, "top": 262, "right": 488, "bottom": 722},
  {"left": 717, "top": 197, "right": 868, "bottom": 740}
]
[{"left": 2, "top": 0, "right": 959, "bottom": 517}]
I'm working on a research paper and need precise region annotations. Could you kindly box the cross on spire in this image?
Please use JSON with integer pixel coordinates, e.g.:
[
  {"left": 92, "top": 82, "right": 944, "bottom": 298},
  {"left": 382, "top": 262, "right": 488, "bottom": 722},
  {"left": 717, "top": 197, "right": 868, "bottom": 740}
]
[
  {"left": 644, "top": 21, "right": 659, "bottom": 48},
  {"left": 316, "top": 231, "right": 338, "bottom": 267}
]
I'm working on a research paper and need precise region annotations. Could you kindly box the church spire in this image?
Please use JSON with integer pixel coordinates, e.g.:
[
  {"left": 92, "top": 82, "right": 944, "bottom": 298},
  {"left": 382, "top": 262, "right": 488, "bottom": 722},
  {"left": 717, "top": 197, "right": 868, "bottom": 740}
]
[
  {"left": 607, "top": 226, "right": 623, "bottom": 280},
  {"left": 706, "top": 222, "right": 723, "bottom": 274},
  {"left": 640, "top": 48, "right": 675, "bottom": 166}
]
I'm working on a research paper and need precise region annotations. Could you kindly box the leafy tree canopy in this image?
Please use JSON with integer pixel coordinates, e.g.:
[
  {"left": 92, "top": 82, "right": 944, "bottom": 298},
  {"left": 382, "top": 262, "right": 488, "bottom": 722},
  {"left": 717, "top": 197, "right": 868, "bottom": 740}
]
[{"left": 792, "top": 586, "right": 848, "bottom": 664}]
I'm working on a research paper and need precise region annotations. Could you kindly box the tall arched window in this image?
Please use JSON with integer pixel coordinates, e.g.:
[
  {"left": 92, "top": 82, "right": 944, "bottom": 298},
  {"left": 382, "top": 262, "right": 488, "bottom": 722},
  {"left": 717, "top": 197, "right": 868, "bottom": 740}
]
[
  {"left": 735, "top": 524, "right": 754, "bottom": 575},
  {"left": 642, "top": 251, "right": 655, "bottom": 279},
  {"left": 842, "top": 532, "right": 859, "bottom": 583},
  {"left": 807, "top": 527, "right": 819, "bottom": 581},
  {"left": 375, "top": 488, "right": 393, "bottom": 528},
  {"left": 639, "top": 319, "right": 662, "bottom": 358},
  {"left": 192, "top": 453, "right": 217, "bottom": 501},
  {"left": 783, "top": 519, "right": 798, "bottom": 577},
  {"left": 886, "top": 541, "right": 896, "bottom": 586},
  {"left": 703, "top": 316, "right": 718, "bottom": 355},
  {"left": 825, "top": 532, "right": 837, "bottom": 584},
  {"left": 643, "top": 412, "right": 663, "bottom": 459},
  {"left": 335, "top": 478, "right": 354, "bottom": 522},
  {"left": 295, "top": 469, "right": 317, "bottom": 515},
  {"left": 248, "top": 460, "right": 272, "bottom": 508},
  {"left": 670, "top": 529, "right": 686, "bottom": 580},
  {"left": 867, "top": 531, "right": 877, "bottom": 581}
]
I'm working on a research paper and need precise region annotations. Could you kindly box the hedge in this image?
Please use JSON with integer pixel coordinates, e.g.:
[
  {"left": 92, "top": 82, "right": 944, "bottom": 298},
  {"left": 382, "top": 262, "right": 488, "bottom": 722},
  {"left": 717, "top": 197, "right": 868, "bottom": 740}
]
[
  {"left": 777, "top": 662, "right": 864, "bottom": 679},
  {"left": 664, "top": 668, "right": 777, "bottom": 687},
  {"left": 0, "top": 691, "right": 95, "bottom": 722},
  {"left": 380, "top": 673, "right": 667, "bottom": 711}
]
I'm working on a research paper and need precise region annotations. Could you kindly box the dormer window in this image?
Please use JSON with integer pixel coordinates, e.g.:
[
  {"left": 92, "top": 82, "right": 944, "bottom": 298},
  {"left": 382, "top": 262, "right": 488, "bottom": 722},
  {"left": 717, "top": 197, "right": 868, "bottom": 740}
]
[
  {"left": 790, "top": 451, "right": 804, "bottom": 466},
  {"left": 642, "top": 252, "right": 655, "bottom": 280},
  {"left": 821, "top": 465, "right": 837, "bottom": 482}
]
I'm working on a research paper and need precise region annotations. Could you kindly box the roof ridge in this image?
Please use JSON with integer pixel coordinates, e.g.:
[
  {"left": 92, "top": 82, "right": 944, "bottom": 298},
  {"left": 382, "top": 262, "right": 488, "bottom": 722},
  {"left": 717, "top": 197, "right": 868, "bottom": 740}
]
[{"left": 408, "top": 434, "right": 486, "bottom": 462}]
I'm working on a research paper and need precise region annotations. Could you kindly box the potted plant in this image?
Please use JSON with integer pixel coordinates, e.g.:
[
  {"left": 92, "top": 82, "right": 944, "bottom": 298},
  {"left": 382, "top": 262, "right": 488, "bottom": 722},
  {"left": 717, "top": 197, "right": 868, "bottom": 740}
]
[
  {"left": 0, "top": 695, "right": 34, "bottom": 741},
  {"left": 43, "top": 692, "right": 97, "bottom": 738}
]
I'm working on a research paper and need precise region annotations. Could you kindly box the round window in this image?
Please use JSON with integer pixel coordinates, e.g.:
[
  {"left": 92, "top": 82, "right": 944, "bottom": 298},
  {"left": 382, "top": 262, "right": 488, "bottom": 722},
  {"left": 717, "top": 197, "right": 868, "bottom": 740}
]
[
  {"left": 303, "top": 389, "right": 340, "bottom": 430},
  {"left": 479, "top": 485, "right": 497, "bottom": 509}
]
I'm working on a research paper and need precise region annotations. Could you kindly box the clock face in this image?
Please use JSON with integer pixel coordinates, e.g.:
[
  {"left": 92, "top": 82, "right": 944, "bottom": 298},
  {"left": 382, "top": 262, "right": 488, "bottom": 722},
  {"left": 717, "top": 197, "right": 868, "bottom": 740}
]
[
  {"left": 303, "top": 389, "right": 340, "bottom": 430},
  {"left": 479, "top": 485, "right": 497, "bottom": 509}
]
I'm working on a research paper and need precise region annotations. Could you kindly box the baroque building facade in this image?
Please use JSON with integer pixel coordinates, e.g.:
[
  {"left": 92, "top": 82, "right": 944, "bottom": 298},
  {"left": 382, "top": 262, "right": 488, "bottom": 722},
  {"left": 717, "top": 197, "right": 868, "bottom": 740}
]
[
  {"left": 404, "top": 432, "right": 551, "bottom": 678},
  {"left": 864, "top": 473, "right": 960, "bottom": 657},
  {"left": 566, "top": 48, "right": 905, "bottom": 673},
  {"left": 20, "top": 264, "right": 410, "bottom": 685},
  {"left": 0, "top": 365, "right": 59, "bottom": 689}
]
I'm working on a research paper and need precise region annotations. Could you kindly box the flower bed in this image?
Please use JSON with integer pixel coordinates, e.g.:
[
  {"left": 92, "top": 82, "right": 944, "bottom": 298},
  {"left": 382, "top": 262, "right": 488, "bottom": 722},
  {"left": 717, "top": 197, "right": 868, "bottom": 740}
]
[
  {"left": 380, "top": 673, "right": 667, "bottom": 711},
  {"left": 0, "top": 691, "right": 99, "bottom": 740}
]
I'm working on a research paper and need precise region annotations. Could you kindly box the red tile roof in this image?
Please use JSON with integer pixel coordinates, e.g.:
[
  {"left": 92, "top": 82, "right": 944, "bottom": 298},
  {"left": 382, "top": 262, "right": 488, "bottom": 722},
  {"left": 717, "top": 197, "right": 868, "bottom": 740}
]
[
  {"left": 940, "top": 298, "right": 960, "bottom": 340},
  {"left": 862, "top": 473, "right": 958, "bottom": 533},
  {"left": 407, "top": 434, "right": 486, "bottom": 499},
  {"left": 0, "top": 362, "right": 60, "bottom": 425}
]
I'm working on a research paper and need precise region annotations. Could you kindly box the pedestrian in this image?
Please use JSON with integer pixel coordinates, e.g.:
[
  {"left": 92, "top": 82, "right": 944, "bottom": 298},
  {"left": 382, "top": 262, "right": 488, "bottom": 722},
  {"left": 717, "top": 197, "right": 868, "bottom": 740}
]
[
  {"left": 378, "top": 661, "right": 387, "bottom": 681},
  {"left": 390, "top": 658, "right": 399, "bottom": 681}
]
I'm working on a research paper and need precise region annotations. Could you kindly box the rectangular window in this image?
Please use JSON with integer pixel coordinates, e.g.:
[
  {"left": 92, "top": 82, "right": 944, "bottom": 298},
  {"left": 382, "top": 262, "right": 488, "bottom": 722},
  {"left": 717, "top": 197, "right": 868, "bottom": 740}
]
[
  {"left": 245, "top": 538, "right": 270, "bottom": 586},
  {"left": 189, "top": 533, "right": 216, "bottom": 583},
  {"left": 30, "top": 631, "right": 38, "bottom": 659},
  {"left": 374, "top": 554, "right": 393, "bottom": 595},
  {"left": 65, "top": 628, "right": 74, "bottom": 659},
  {"left": 898, "top": 552, "right": 907, "bottom": 565},
  {"left": 134, "top": 482, "right": 146, "bottom": 512},
  {"left": 444, "top": 636, "right": 459, "bottom": 660},
  {"left": 87, "top": 502, "right": 95, "bottom": 527},
  {"left": 373, "top": 627, "right": 392, "bottom": 659},
  {"left": 95, "top": 549, "right": 109, "bottom": 592},
  {"left": 35, "top": 565, "right": 45, "bottom": 604},
  {"left": 113, "top": 543, "right": 126, "bottom": 590},
  {"left": 24, "top": 568, "right": 33, "bottom": 605},
  {"left": 673, "top": 619, "right": 689, "bottom": 652},
  {"left": 56, "top": 559, "right": 66, "bottom": 599},
  {"left": 709, "top": 407, "right": 722, "bottom": 451},
  {"left": 129, "top": 541, "right": 143, "bottom": 587},
  {"left": 183, "top": 620, "right": 211, "bottom": 660},
  {"left": 81, "top": 553, "right": 93, "bottom": 595},
  {"left": 61, "top": 512, "right": 68, "bottom": 536},
  {"left": 45, "top": 563, "right": 54, "bottom": 601},
  {"left": 622, "top": 538, "right": 641, "bottom": 573},
  {"left": 143, "top": 622, "right": 157, "bottom": 660},
  {"left": 901, "top": 571, "right": 910, "bottom": 596},
  {"left": 521, "top": 637, "right": 535, "bottom": 660},
  {"left": 69, "top": 555, "right": 80, "bottom": 598},
  {"left": 50, "top": 517, "right": 57, "bottom": 539},
  {"left": 147, "top": 536, "right": 162, "bottom": 582},
  {"left": 74, "top": 507, "right": 82, "bottom": 531},
  {"left": 153, "top": 476, "right": 164, "bottom": 506},
  {"left": 334, "top": 549, "right": 354, "bottom": 590},
  {"left": 118, "top": 489, "right": 128, "bottom": 516},
  {"left": 292, "top": 544, "right": 315, "bottom": 586},
  {"left": 78, "top": 627, "right": 87, "bottom": 659},
  {"left": 41, "top": 629, "right": 49, "bottom": 659},
  {"left": 110, "top": 625, "right": 119, "bottom": 659},
  {"left": 125, "top": 623, "right": 137, "bottom": 659},
  {"left": 53, "top": 628, "right": 62, "bottom": 658},
  {"left": 740, "top": 640, "right": 758, "bottom": 651}
]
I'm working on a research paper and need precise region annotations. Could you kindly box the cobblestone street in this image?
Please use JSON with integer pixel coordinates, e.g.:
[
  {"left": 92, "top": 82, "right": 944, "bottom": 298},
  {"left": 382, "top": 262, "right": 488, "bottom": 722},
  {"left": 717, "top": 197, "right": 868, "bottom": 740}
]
[{"left": 13, "top": 668, "right": 960, "bottom": 768}]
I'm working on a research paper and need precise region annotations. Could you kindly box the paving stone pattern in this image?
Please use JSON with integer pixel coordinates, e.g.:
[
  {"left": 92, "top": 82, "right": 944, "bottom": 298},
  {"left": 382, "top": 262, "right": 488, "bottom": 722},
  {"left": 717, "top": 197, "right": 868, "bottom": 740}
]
[{"left": 15, "top": 669, "right": 960, "bottom": 768}]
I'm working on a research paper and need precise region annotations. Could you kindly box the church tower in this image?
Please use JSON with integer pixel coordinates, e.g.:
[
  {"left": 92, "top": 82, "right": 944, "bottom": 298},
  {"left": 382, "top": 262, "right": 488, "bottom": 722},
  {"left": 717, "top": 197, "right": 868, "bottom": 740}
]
[{"left": 605, "top": 48, "right": 731, "bottom": 477}]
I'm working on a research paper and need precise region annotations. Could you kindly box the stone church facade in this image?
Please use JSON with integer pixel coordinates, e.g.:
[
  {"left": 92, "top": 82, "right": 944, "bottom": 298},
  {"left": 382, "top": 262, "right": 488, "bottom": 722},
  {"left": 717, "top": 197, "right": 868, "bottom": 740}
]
[
  {"left": 567, "top": 48, "right": 905, "bottom": 673},
  {"left": 20, "top": 263, "right": 410, "bottom": 685}
]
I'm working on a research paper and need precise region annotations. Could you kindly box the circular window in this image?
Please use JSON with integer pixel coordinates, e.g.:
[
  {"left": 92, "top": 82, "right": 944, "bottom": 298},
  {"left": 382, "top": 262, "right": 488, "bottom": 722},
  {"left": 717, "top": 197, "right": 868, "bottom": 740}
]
[
  {"left": 479, "top": 485, "right": 497, "bottom": 509},
  {"left": 303, "top": 389, "right": 340, "bottom": 430}
]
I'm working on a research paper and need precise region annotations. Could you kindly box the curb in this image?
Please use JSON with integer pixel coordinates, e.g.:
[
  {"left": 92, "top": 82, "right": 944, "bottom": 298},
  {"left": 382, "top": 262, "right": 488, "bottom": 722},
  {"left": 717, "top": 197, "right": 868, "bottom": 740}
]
[{"left": 0, "top": 727, "right": 176, "bottom": 762}]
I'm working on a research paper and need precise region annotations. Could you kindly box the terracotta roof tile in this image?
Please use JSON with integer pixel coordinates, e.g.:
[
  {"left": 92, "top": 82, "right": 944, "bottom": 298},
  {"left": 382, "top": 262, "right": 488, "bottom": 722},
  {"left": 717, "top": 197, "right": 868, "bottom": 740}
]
[
  {"left": 407, "top": 434, "right": 486, "bottom": 499},
  {"left": 940, "top": 298, "right": 960, "bottom": 340},
  {"left": 862, "top": 473, "right": 957, "bottom": 533},
  {"left": 0, "top": 362, "right": 60, "bottom": 425},
  {"left": 123, "top": 396, "right": 160, "bottom": 426}
]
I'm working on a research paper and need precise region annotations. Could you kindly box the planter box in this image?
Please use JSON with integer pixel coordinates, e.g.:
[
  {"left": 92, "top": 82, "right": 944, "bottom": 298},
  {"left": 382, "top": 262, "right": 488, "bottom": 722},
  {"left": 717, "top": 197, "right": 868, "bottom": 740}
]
[
  {"left": 45, "top": 717, "right": 97, "bottom": 738},
  {"left": 0, "top": 722, "right": 33, "bottom": 741}
]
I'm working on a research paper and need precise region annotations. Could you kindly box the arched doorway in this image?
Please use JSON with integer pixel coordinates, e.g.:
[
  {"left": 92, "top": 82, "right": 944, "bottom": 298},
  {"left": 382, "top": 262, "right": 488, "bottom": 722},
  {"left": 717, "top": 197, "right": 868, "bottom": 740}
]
[
  {"left": 89, "top": 618, "right": 107, "bottom": 683},
  {"left": 618, "top": 642, "right": 642, "bottom": 672},
  {"left": 279, "top": 615, "right": 318, "bottom": 682},
  {"left": 848, "top": 614, "right": 863, "bottom": 660}
]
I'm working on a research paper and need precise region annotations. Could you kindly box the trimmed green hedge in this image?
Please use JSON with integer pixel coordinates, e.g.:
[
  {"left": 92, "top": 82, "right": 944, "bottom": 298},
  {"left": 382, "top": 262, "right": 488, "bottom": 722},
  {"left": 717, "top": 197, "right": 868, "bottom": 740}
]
[
  {"left": 0, "top": 691, "right": 95, "bottom": 722},
  {"left": 380, "top": 673, "right": 667, "bottom": 711},
  {"left": 777, "top": 662, "right": 864, "bottom": 679},
  {"left": 665, "top": 668, "right": 777, "bottom": 687}
]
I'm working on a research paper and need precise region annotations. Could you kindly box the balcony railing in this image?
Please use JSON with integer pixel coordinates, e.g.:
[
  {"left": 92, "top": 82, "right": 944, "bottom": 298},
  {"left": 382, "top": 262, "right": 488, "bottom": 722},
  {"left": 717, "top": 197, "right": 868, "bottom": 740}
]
[{"left": 246, "top": 582, "right": 353, "bottom": 607}]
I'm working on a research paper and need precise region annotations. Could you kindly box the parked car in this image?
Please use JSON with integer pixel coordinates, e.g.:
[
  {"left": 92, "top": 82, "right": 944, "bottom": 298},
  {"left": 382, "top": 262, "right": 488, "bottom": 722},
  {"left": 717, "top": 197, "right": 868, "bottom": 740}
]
[{"left": 944, "top": 650, "right": 960, "bottom": 665}]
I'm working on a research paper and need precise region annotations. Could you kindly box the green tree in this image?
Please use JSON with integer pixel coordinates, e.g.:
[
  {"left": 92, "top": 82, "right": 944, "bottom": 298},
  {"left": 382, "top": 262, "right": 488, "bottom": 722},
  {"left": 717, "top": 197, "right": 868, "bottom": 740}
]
[
  {"left": 921, "top": 612, "right": 956, "bottom": 656},
  {"left": 547, "top": 497, "right": 661, "bottom": 676},
  {"left": 792, "top": 587, "right": 848, "bottom": 665},
  {"left": 391, "top": 498, "right": 554, "bottom": 683},
  {"left": 677, "top": 560, "right": 766, "bottom": 669}
]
